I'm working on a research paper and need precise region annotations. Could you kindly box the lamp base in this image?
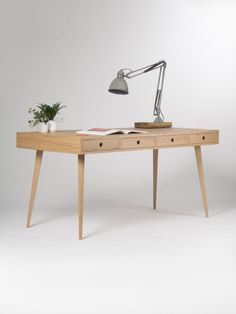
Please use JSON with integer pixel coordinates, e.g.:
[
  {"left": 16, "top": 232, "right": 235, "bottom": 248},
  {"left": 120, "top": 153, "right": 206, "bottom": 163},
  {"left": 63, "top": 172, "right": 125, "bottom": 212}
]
[{"left": 134, "top": 121, "right": 172, "bottom": 129}]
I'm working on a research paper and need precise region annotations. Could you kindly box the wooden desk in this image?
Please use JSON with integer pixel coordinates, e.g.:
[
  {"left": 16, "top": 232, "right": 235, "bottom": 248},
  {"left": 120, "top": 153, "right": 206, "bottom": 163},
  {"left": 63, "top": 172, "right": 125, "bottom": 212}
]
[{"left": 16, "top": 128, "right": 219, "bottom": 239}]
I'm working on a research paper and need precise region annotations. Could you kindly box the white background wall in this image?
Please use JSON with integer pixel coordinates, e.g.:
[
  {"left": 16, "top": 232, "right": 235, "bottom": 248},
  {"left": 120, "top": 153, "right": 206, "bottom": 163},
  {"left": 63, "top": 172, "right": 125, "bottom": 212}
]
[{"left": 0, "top": 1, "right": 236, "bottom": 313}]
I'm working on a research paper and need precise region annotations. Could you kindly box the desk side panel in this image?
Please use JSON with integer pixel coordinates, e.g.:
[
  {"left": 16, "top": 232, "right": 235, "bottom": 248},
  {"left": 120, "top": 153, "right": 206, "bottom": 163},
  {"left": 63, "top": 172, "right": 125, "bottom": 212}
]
[{"left": 16, "top": 132, "right": 82, "bottom": 154}]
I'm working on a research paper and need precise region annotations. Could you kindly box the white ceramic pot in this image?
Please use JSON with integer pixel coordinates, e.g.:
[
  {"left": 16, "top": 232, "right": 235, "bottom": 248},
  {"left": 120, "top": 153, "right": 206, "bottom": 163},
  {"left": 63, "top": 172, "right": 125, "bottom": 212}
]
[
  {"left": 37, "top": 122, "right": 48, "bottom": 133},
  {"left": 48, "top": 120, "right": 57, "bottom": 132}
]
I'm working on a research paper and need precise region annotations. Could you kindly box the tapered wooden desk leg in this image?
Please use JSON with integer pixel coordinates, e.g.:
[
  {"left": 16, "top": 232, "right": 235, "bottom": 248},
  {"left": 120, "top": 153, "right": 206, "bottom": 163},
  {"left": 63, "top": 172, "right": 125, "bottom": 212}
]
[
  {"left": 26, "top": 150, "right": 43, "bottom": 227},
  {"left": 78, "top": 154, "right": 85, "bottom": 240},
  {"left": 153, "top": 149, "right": 158, "bottom": 209},
  {"left": 194, "top": 146, "right": 209, "bottom": 217}
]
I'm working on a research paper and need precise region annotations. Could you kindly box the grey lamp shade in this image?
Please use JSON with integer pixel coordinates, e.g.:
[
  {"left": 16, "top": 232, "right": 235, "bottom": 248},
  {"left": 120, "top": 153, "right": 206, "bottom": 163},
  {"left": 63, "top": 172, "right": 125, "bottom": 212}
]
[{"left": 108, "top": 77, "right": 128, "bottom": 95}]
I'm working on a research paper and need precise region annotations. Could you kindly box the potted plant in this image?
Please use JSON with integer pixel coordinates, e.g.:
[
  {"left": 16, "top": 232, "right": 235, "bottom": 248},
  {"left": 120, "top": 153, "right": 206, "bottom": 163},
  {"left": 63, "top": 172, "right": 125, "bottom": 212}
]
[
  {"left": 28, "top": 107, "right": 49, "bottom": 133},
  {"left": 28, "top": 103, "right": 66, "bottom": 133}
]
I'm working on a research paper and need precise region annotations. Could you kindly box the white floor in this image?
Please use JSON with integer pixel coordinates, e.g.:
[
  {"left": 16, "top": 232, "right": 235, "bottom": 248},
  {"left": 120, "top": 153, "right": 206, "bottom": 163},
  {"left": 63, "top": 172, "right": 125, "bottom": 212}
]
[{"left": 1, "top": 192, "right": 236, "bottom": 314}]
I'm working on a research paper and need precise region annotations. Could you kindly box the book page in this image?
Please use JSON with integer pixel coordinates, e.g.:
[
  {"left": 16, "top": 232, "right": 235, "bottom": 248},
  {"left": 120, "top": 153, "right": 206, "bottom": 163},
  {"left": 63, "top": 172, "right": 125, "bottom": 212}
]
[{"left": 76, "top": 128, "right": 147, "bottom": 136}]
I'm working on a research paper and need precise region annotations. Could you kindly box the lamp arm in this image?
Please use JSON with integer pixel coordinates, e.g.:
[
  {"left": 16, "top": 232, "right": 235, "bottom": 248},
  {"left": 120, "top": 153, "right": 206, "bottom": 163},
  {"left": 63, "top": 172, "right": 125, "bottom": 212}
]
[
  {"left": 124, "top": 60, "right": 166, "bottom": 79},
  {"left": 153, "top": 65, "right": 166, "bottom": 120},
  {"left": 122, "top": 60, "right": 167, "bottom": 121}
]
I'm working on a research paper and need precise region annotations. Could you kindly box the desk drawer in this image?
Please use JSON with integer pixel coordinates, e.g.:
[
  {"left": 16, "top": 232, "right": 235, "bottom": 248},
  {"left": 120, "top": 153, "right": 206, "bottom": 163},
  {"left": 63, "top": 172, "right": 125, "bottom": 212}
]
[
  {"left": 190, "top": 132, "right": 219, "bottom": 145},
  {"left": 156, "top": 135, "right": 189, "bottom": 147},
  {"left": 122, "top": 136, "right": 155, "bottom": 149},
  {"left": 81, "top": 138, "right": 120, "bottom": 153}
]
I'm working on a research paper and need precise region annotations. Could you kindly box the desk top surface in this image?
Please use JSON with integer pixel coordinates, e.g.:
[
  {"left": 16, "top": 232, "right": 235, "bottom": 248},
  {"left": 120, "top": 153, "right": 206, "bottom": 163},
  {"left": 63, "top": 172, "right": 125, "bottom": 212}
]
[
  {"left": 17, "top": 128, "right": 219, "bottom": 154},
  {"left": 17, "top": 127, "right": 219, "bottom": 139}
]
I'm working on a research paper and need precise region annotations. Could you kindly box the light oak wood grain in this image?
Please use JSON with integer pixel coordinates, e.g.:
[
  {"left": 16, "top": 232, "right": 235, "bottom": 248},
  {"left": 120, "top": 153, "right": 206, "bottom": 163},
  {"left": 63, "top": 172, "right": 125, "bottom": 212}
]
[
  {"left": 26, "top": 150, "right": 43, "bottom": 227},
  {"left": 134, "top": 122, "right": 172, "bottom": 128},
  {"left": 153, "top": 149, "right": 158, "bottom": 210},
  {"left": 122, "top": 137, "right": 155, "bottom": 149},
  {"left": 16, "top": 128, "right": 219, "bottom": 239},
  {"left": 195, "top": 146, "right": 209, "bottom": 217},
  {"left": 17, "top": 132, "right": 81, "bottom": 154},
  {"left": 17, "top": 129, "right": 219, "bottom": 154},
  {"left": 156, "top": 134, "right": 189, "bottom": 147},
  {"left": 81, "top": 138, "right": 120, "bottom": 153},
  {"left": 190, "top": 133, "right": 218, "bottom": 145},
  {"left": 78, "top": 154, "right": 85, "bottom": 240}
]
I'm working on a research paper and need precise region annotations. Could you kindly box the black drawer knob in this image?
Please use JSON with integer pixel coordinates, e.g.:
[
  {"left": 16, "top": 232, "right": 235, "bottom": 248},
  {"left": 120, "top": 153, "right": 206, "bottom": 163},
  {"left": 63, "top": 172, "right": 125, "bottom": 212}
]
[
  {"left": 99, "top": 142, "right": 103, "bottom": 147},
  {"left": 171, "top": 138, "right": 174, "bottom": 142},
  {"left": 202, "top": 136, "right": 205, "bottom": 140},
  {"left": 137, "top": 140, "right": 140, "bottom": 145}
]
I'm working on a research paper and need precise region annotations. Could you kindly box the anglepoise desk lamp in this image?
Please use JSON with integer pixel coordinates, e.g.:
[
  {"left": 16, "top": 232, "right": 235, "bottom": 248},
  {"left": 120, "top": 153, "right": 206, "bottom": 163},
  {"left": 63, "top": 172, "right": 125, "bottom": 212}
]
[{"left": 108, "top": 60, "right": 172, "bottom": 128}]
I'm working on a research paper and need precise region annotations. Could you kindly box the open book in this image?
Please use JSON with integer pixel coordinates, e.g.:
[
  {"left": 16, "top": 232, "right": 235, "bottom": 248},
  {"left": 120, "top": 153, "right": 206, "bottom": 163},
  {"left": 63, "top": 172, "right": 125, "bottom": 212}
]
[{"left": 76, "top": 128, "right": 147, "bottom": 136}]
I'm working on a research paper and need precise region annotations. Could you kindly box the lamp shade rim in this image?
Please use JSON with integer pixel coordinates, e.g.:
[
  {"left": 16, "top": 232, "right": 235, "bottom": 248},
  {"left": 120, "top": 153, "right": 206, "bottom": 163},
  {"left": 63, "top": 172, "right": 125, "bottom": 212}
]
[
  {"left": 108, "top": 77, "right": 129, "bottom": 95},
  {"left": 108, "top": 88, "right": 128, "bottom": 95}
]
